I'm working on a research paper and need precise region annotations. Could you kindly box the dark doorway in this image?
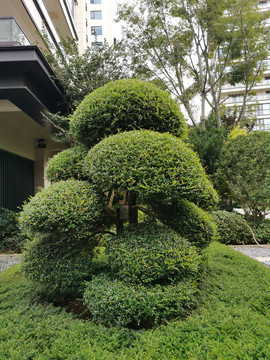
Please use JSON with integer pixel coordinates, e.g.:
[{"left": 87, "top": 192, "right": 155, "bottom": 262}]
[{"left": 0, "top": 149, "right": 34, "bottom": 211}]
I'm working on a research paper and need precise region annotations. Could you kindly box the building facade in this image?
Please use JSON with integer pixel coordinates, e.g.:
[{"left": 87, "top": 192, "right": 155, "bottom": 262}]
[
  {"left": 76, "top": 0, "right": 115, "bottom": 54},
  {"left": 0, "top": 0, "right": 78, "bottom": 210},
  {"left": 221, "top": 0, "right": 270, "bottom": 131}
]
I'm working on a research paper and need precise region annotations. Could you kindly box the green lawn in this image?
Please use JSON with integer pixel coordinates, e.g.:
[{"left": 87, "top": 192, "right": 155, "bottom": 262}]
[{"left": 1, "top": 242, "right": 270, "bottom": 359}]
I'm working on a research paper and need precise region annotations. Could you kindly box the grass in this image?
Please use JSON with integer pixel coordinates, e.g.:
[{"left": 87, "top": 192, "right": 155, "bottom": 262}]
[{"left": 1, "top": 242, "right": 270, "bottom": 359}]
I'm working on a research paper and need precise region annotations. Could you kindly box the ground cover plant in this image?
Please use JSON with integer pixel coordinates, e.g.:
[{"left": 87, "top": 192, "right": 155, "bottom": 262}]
[{"left": 1, "top": 242, "right": 270, "bottom": 359}]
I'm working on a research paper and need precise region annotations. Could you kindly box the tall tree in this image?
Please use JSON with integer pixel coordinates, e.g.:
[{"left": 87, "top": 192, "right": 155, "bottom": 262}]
[{"left": 117, "top": 0, "right": 270, "bottom": 130}]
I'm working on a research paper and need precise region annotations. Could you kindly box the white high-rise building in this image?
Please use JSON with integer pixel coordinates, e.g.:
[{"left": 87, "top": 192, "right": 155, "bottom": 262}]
[{"left": 76, "top": 0, "right": 116, "bottom": 54}]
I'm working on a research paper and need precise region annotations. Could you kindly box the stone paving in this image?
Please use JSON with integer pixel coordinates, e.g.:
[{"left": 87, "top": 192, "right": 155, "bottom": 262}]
[
  {"left": 230, "top": 245, "right": 270, "bottom": 267},
  {"left": 0, "top": 254, "right": 21, "bottom": 274}
]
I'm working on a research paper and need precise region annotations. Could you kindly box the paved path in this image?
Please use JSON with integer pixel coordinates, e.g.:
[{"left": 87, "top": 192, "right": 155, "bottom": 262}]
[
  {"left": 1, "top": 245, "right": 270, "bottom": 274},
  {"left": 0, "top": 254, "right": 21, "bottom": 273},
  {"left": 230, "top": 245, "right": 270, "bottom": 267}
]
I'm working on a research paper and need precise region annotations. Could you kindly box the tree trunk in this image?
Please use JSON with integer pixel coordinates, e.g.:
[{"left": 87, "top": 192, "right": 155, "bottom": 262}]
[{"left": 128, "top": 191, "right": 138, "bottom": 226}]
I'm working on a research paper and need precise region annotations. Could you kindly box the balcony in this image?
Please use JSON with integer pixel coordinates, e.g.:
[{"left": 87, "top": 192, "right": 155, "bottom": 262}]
[{"left": 0, "top": 17, "right": 30, "bottom": 46}]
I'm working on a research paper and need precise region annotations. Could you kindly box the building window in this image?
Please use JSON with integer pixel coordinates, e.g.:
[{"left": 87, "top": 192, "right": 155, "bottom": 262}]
[
  {"left": 90, "top": 11, "right": 102, "bottom": 19},
  {"left": 91, "top": 26, "right": 102, "bottom": 35},
  {"left": 90, "top": 0, "right": 101, "bottom": 3},
  {"left": 92, "top": 41, "right": 102, "bottom": 50},
  {"left": 258, "top": 103, "right": 270, "bottom": 116},
  {"left": 0, "top": 17, "right": 30, "bottom": 45},
  {"left": 254, "top": 118, "right": 270, "bottom": 131}
]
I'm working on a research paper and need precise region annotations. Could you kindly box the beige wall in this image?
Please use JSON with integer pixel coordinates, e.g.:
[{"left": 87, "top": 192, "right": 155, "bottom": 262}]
[{"left": 0, "top": 108, "right": 66, "bottom": 192}]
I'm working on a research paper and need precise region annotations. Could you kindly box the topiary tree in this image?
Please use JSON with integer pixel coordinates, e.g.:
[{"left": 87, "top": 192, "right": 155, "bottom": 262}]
[
  {"left": 69, "top": 79, "right": 187, "bottom": 148},
  {"left": 20, "top": 80, "right": 219, "bottom": 326},
  {"left": 216, "top": 131, "right": 270, "bottom": 222}
]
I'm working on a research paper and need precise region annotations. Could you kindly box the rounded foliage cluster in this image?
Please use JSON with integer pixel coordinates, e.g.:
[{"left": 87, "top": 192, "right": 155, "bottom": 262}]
[
  {"left": 212, "top": 211, "right": 252, "bottom": 245},
  {"left": 22, "top": 237, "right": 95, "bottom": 295},
  {"left": 83, "top": 274, "right": 198, "bottom": 328},
  {"left": 150, "top": 199, "right": 217, "bottom": 248},
  {"left": 84, "top": 130, "right": 218, "bottom": 210},
  {"left": 105, "top": 222, "right": 202, "bottom": 285},
  {"left": 46, "top": 146, "right": 88, "bottom": 183},
  {"left": 19, "top": 180, "right": 103, "bottom": 245},
  {"left": 70, "top": 79, "right": 187, "bottom": 148}
]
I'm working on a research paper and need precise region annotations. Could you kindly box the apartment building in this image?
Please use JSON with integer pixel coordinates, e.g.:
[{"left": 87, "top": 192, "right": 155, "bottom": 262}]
[
  {"left": 76, "top": 0, "right": 115, "bottom": 54},
  {"left": 221, "top": 0, "right": 270, "bottom": 131},
  {"left": 0, "top": 0, "right": 78, "bottom": 210}
]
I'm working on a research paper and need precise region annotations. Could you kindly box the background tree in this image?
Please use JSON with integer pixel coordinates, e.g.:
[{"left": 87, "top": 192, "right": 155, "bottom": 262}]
[
  {"left": 117, "top": 0, "right": 270, "bottom": 130},
  {"left": 216, "top": 131, "right": 270, "bottom": 222},
  {"left": 39, "top": 33, "right": 128, "bottom": 145}
]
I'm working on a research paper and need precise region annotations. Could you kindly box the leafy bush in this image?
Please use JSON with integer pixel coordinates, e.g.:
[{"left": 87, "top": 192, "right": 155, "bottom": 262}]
[
  {"left": 19, "top": 180, "right": 105, "bottom": 293},
  {"left": 187, "top": 114, "right": 231, "bottom": 180},
  {"left": 22, "top": 237, "right": 95, "bottom": 295},
  {"left": 70, "top": 79, "right": 187, "bottom": 148},
  {"left": 83, "top": 274, "right": 198, "bottom": 328},
  {"left": 0, "top": 208, "right": 26, "bottom": 253},
  {"left": 46, "top": 146, "right": 88, "bottom": 183},
  {"left": 84, "top": 130, "right": 218, "bottom": 210},
  {"left": 247, "top": 219, "right": 270, "bottom": 244},
  {"left": 106, "top": 222, "right": 202, "bottom": 285},
  {"left": 19, "top": 180, "right": 104, "bottom": 245},
  {"left": 216, "top": 131, "right": 270, "bottom": 221},
  {"left": 150, "top": 199, "right": 217, "bottom": 249},
  {"left": 212, "top": 210, "right": 252, "bottom": 245}
]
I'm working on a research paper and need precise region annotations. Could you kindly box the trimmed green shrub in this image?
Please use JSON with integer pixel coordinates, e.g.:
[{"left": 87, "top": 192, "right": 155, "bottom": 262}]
[
  {"left": 84, "top": 130, "right": 218, "bottom": 210},
  {"left": 22, "top": 237, "right": 95, "bottom": 295},
  {"left": 70, "top": 79, "right": 187, "bottom": 148},
  {"left": 19, "top": 180, "right": 105, "bottom": 293},
  {"left": 46, "top": 146, "right": 88, "bottom": 183},
  {"left": 105, "top": 222, "right": 202, "bottom": 285},
  {"left": 150, "top": 199, "right": 217, "bottom": 249},
  {"left": 0, "top": 208, "right": 26, "bottom": 253},
  {"left": 83, "top": 274, "right": 198, "bottom": 328},
  {"left": 212, "top": 210, "right": 252, "bottom": 245},
  {"left": 19, "top": 180, "right": 104, "bottom": 245}
]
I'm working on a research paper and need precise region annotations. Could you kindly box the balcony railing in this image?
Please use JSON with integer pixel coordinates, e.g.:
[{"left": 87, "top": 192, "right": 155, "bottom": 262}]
[{"left": 0, "top": 17, "right": 30, "bottom": 46}]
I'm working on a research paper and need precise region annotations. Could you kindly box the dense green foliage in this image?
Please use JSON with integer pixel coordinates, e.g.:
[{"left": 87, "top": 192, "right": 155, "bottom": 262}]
[
  {"left": 19, "top": 181, "right": 104, "bottom": 293},
  {"left": 70, "top": 79, "right": 187, "bottom": 148},
  {"left": 83, "top": 275, "right": 198, "bottom": 328},
  {"left": 106, "top": 222, "right": 202, "bottom": 285},
  {"left": 0, "top": 208, "right": 26, "bottom": 253},
  {"left": 83, "top": 223, "right": 203, "bottom": 327},
  {"left": 150, "top": 199, "right": 217, "bottom": 248},
  {"left": 84, "top": 130, "right": 218, "bottom": 210},
  {"left": 2, "top": 243, "right": 270, "bottom": 358},
  {"left": 46, "top": 146, "right": 88, "bottom": 183},
  {"left": 216, "top": 131, "right": 270, "bottom": 221},
  {"left": 212, "top": 210, "right": 252, "bottom": 245},
  {"left": 20, "top": 180, "right": 103, "bottom": 242},
  {"left": 247, "top": 219, "right": 270, "bottom": 244},
  {"left": 187, "top": 115, "right": 231, "bottom": 179},
  {"left": 22, "top": 238, "right": 95, "bottom": 296}
]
